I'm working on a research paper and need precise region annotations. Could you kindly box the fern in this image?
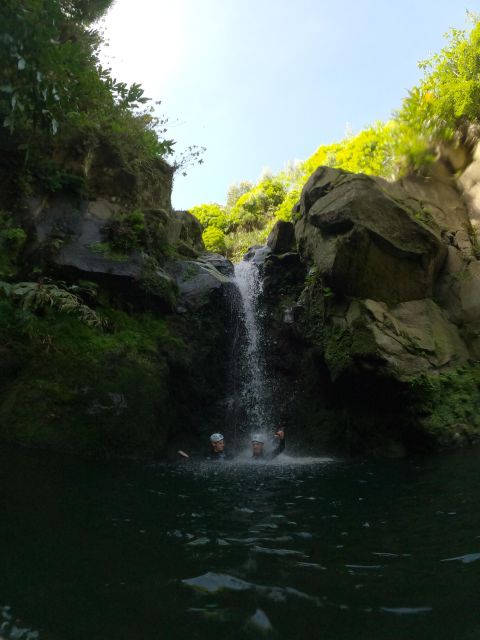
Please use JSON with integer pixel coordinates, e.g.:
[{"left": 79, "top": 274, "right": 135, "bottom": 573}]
[{"left": 0, "top": 281, "right": 103, "bottom": 328}]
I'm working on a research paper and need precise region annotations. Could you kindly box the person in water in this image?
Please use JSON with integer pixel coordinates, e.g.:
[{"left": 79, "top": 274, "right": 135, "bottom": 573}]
[
  {"left": 251, "top": 429, "right": 285, "bottom": 459},
  {"left": 205, "top": 432, "right": 233, "bottom": 461},
  {"left": 177, "top": 432, "right": 233, "bottom": 461}
]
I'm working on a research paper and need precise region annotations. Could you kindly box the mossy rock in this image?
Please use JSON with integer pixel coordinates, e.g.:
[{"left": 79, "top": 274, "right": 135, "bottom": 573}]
[
  {"left": 0, "top": 305, "right": 184, "bottom": 457},
  {"left": 408, "top": 365, "right": 480, "bottom": 447}
]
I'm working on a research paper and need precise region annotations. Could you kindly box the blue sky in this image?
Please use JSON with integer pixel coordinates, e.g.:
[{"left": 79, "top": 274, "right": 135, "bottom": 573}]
[{"left": 101, "top": 1, "right": 471, "bottom": 209}]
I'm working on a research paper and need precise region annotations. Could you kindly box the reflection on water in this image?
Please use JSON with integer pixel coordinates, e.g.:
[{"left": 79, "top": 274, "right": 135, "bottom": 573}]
[{"left": 1, "top": 446, "right": 480, "bottom": 639}]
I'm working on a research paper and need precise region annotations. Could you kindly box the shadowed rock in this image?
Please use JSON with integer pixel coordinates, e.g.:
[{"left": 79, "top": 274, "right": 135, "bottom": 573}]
[{"left": 267, "top": 220, "right": 295, "bottom": 254}]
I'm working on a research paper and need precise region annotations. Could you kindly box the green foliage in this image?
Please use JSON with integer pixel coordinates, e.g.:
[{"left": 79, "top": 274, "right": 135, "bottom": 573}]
[
  {"left": 191, "top": 179, "right": 287, "bottom": 258},
  {"left": 104, "top": 209, "right": 169, "bottom": 257},
  {"left": 192, "top": 176, "right": 291, "bottom": 260},
  {"left": 190, "top": 203, "right": 228, "bottom": 231},
  {"left": 0, "top": 298, "right": 183, "bottom": 455},
  {"left": 394, "top": 16, "right": 480, "bottom": 169},
  {"left": 202, "top": 226, "right": 226, "bottom": 254},
  {"left": 90, "top": 242, "right": 129, "bottom": 262},
  {"left": 226, "top": 180, "right": 254, "bottom": 210},
  {"left": 303, "top": 15, "right": 480, "bottom": 176},
  {"left": 302, "top": 121, "right": 397, "bottom": 179},
  {"left": 107, "top": 209, "right": 146, "bottom": 253},
  {"left": 409, "top": 365, "right": 480, "bottom": 445},
  {"left": 0, "top": 0, "right": 176, "bottom": 201},
  {"left": 60, "top": 0, "right": 115, "bottom": 24},
  {"left": 224, "top": 227, "right": 271, "bottom": 262},
  {"left": 229, "top": 177, "right": 287, "bottom": 231},
  {"left": 0, "top": 210, "right": 27, "bottom": 278},
  {"left": 172, "top": 144, "right": 206, "bottom": 177},
  {"left": 275, "top": 187, "right": 301, "bottom": 221},
  {"left": 0, "top": 279, "right": 103, "bottom": 327}
]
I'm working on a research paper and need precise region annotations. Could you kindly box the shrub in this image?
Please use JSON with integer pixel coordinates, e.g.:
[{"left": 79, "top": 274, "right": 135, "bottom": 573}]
[
  {"left": 0, "top": 0, "right": 175, "bottom": 201},
  {"left": 190, "top": 203, "right": 228, "bottom": 231},
  {"left": 0, "top": 211, "right": 27, "bottom": 278},
  {"left": 202, "top": 226, "right": 226, "bottom": 254}
]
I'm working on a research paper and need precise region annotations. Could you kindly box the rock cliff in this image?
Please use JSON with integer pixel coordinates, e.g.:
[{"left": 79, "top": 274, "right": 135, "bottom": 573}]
[
  {"left": 0, "top": 156, "right": 235, "bottom": 458},
  {"left": 259, "top": 160, "right": 480, "bottom": 455}
]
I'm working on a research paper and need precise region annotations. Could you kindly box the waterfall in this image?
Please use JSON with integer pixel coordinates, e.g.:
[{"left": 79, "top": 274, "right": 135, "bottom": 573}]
[{"left": 227, "top": 248, "right": 277, "bottom": 443}]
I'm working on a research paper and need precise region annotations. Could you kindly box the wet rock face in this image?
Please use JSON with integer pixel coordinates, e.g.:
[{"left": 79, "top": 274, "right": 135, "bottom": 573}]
[{"left": 243, "top": 245, "right": 271, "bottom": 265}]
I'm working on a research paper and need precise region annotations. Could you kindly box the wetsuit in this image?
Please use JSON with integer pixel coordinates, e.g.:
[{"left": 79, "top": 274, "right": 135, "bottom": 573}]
[
  {"left": 204, "top": 450, "right": 234, "bottom": 461},
  {"left": 253, "top": 437, "right": 285, "bottom": 460}
]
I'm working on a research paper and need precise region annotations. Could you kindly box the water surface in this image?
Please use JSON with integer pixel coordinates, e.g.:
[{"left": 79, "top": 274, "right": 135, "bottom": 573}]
[{"left": 1, "top": 447, "right": 480, "bottom": 639}]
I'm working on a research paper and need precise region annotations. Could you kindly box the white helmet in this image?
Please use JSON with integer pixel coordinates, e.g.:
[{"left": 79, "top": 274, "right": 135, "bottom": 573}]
[
  {"left": 251, "top": 433, "right": 265, "bottom": 443},
  {"left": 210, "top": 433, "right": 224, "bottom": 443}
]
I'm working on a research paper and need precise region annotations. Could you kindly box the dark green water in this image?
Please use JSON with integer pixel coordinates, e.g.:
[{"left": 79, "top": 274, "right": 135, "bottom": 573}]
[{"left": 1, "top": 446, "right": 480, "bottom": 640}]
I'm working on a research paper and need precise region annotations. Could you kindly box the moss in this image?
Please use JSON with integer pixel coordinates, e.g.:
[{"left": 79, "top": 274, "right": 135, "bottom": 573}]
[
  {"left": 408, "top": 364, "right": 480, "bottom": 446},
  {"left": 351, "top": 324, "right": 378, "bottom": 358},
  {"left": 0, "top": 270, "right": 234, "bottom": 458},
  {"left": 322, "top": 320, "right": 378, "bottom": 381},
  {"left": 0, "top": 211, "right": 27, "bottom": 279},
  {"left": 90, "top": 242, "right": 129, "bottom": 262},
  {"left": 139, "top": 257, "right": 177, "bottom": 309},
  {"left": 324, "top": 326, "right": 353, "bottom": 379},
  {"left": 295, "top": 274, "right": 328, "bottom": 345},
  {"left": 107, "top": 209, "right": 146, "bottom": 253},
  {"left": 0, "top": 301, "right": 186, "bottom": 457},
  {"left": 105, "top": 208, "right": 169, "bottom": 258}
]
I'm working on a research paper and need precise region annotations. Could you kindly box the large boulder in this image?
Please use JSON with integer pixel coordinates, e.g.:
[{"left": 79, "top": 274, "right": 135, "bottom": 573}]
[
  {"left": 243, "top": 245, "right": 272, "bottom": 266},
  {"left": 267, "top": 220, "right": 295, "bottom": 254},
  {"left": 333, "top": 297, "right": 469, "bottom": 380},
  {"left": 169, "top": 210, "right": 206, "bottom": 256},
  {"left": 166, "top": 255, "right": 234, "bottom": 312},
  {"left": 295, "top": 167, "right": 448, "bottom": 303},
  {"left": 24, "top": 193, "right": 211, "bottom": 309}
]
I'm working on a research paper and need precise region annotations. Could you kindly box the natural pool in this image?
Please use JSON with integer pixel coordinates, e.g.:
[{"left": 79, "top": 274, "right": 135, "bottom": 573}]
[{"left": 1, "top": 446, "right": 480, "bottom": 639}]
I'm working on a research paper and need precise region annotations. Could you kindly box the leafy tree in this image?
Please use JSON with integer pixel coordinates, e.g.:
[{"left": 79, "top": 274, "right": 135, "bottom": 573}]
[
  {"left": 0, "top": 0, "right": 175, "bottom": 200},
  {"left": 60, "top": 0, "right": 115, "bottom": 23},
  {"left": 226, "top": 180, "right": 254, "bottom": 210},
  {"left": 304, "top": 14, "right": 480, "bottom": 176},
  {"left": 1, "top": 0, "right": 113, "bottom": 137},
  {"left": 230, "top": 177, "right": 287, "bottom": 231},
  {"left": 302, "top": 122, "right": 397, "bottom": 179},
  {"left": 394, "top": 15, "right": 480, "bottom": 169},
  {"left": 202, "top": 226, "right": 226, "bottom": 254},
  {"left": 189, "top": 203, "right": 228, "bottom": 231},
  {"left": 275, "top": 188, "right": 301, "bottom": 222}
]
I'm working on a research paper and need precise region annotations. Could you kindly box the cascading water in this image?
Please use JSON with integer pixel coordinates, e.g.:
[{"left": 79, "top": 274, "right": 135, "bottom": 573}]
[{"left": 227, "top": 248, "right": 277, "bottom": 443}]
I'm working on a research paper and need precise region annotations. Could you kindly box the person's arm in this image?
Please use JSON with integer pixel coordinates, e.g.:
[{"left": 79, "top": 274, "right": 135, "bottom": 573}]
[{"left": 270, "top": 430, "right": 285, "bottom": 458}]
